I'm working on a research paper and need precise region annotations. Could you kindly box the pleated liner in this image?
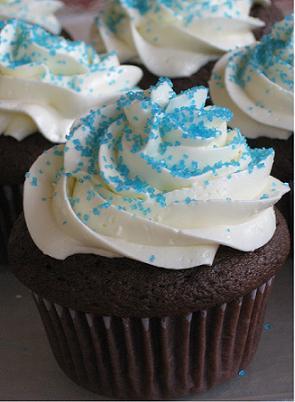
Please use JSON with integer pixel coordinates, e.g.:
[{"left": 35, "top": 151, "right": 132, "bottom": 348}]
[
  {"left": 33, "top": 276, "right": 274, "bottom": 400},
  {"left": 0, "top": 184, "right": 23, "bottom": 262}
]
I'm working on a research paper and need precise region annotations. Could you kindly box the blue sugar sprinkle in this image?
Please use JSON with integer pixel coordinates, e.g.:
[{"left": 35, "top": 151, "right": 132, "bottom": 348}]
[
  {"left": 149, "top": 255, "right": 156, "bottom": 263},
  {"left": 263, "top": 322, "right": 272, "bottom": 331},
  {"left": 30, "top": 177, "right": 38, "bottom": 187},
  {"left": 83, "top": 214, "right": 90, "bottom": 223},
  {"left": 93, "top": 207, "right": 101, "bottom": 216},
  {"left": 238, "top": 370, "right": 247, "bottom": 377},
  {"left": 184, "top": 197, "right": 192, "bottom": 205}
]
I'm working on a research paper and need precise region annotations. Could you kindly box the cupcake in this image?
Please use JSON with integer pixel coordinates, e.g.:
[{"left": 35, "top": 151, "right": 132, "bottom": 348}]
[
  {"left": 10, "top": 79, "right": 290, "bottom": 399},
  {"left": 0, "top": 18, "right": 142, "bottom": 261},
  {"left": 91, "top": 0, "right": 283, "bottom": 93},
  {"left": 0, "top": 0, "right": 69, "bottom": 37},
  {"left": 209, "top": 15, "right": 293, "bottom": 222}
]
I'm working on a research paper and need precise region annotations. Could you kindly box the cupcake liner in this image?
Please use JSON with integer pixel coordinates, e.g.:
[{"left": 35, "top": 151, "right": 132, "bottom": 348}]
[
  {"left": 0, "top": 184, "right": 23, "bottom": 262},
  {"left": 32, "top": 276, "right": 275, "bottom": 400}
]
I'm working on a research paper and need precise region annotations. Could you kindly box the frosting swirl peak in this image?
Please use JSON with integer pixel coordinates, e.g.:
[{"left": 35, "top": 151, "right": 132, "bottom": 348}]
[{"left": 24, "top": 79, "right": 289, "bottom": 269}]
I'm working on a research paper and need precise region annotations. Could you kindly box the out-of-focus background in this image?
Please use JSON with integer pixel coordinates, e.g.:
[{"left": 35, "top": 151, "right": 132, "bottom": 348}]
[{"left": 58, "top": 0, "right": 293, "bottom": 43}]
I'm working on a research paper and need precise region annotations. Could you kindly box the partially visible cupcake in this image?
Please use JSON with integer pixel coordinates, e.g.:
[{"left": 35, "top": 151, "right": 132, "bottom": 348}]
[
  {"left": 91, "top": 0, "right": 283, "bottom": 93},
  {"left": 209, "top": 15, "right": 293, "bottom": 221},
  {"left": 0, "top": 18, "right": 142, "bottom": 261},
  {"left": 0, "top": 0, "right": 68, "bottom": 36},
  {"left": 10, "top": 79, "right": 290, "bottom": 399}
]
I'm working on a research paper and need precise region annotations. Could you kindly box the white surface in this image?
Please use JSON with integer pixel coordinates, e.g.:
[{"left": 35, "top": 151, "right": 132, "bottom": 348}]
[{"left": 0, "top": 260, "right": 293, "bottom": 401}]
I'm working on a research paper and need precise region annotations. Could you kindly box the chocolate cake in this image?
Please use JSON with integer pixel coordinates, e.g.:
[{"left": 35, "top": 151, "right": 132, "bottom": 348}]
[
  {"left": 0, "top": 134, "right": 51, "bottom": 261},
  {"left": 0, "top": 135, "right": 52, "bottom": 186},
  {"left": 8, "top": 210, "right": 290, "bottom": 399},
  {"left": 9, "top": 209, "right": 290, "bottom": 317}
]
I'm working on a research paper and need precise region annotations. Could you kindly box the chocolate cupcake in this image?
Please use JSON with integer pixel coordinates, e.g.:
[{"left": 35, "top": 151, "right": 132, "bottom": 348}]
[
  {"left": 91, "top": 0, "right": 283, "bottom": 93},
  {"left": 9, "top": 80, "right": 290, "bottom": 399},
  {"left": 209, "top": 15, "right": 293, "bottom": 222},
  {"left": 0, "top": 18, "right": 142, "bottom": 261}
]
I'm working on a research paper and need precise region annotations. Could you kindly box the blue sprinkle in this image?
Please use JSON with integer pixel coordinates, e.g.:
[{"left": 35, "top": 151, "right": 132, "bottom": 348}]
[
  {"left": 263, "top": 322, "right": 272, "bottom": 331},
  {"left": 149, "top": 255, "right": 156, "bottom": 263},
  {"left": 238, "top": 369, "right": 247, "bottom": 377},
  {"left": 93, "top": 207, "right": 101, "bottom": 216},
  {"left": 31, "top": 177, "right": 38, "bottom": 187}
]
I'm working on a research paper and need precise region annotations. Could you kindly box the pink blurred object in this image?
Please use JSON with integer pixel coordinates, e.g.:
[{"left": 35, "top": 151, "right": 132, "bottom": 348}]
[
  {"left": 61, "top": 0, "right": 103, "bottom": 11},
  {"left": 273, "top": 0, "right": 293, "bottom": 14}
]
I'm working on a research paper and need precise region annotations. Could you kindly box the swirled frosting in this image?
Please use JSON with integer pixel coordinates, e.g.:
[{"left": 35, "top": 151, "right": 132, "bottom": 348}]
[
  {"left": 92, "top": 0, "right": 270, "bottom": 78},
  {"left": 24, "top": 79, "right": 289, "bottom": 269},
  {"left": 0, "top": 0, "right": 63, "bottom": 34},
  {"left": 0, "top": 19, "right": 142, "bottom": 143},
  {"left": 210, "top": 15, "right": 294, "bottom": 140}
]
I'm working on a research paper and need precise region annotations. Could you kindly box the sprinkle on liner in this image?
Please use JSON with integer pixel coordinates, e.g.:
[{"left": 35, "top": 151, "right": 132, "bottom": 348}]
[
  {"left": 263, "top": 322, "right": 272, "bottom": 331},
  {"left": 238, "top": 369, "right": 247, "bottom": 377}
]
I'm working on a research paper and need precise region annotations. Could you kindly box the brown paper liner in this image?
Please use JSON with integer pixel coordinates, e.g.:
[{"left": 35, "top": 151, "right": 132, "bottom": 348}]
[
  {"left": 33, "top": 276, "right": 275, "bottom": 400},
  {"left": 0, "top": 184, "right": 23, "bottom": 262}
]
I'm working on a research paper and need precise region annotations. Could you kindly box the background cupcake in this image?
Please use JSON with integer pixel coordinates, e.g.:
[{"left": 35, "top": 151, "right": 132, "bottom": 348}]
[
  {"left": 10, "top": 80, "right": 290, "bottom": 399},
  {"left": 0, "top": 0, "right": 69, "bottom": 36},
  {"left": 0, "top": 18, "right": 142, "bottom": 261},
  {"left": 91, "top": 0, "right": 283, "bottom": 93},
  {"left": 209, "top": 15, "right": 293, "bottom": 222}
]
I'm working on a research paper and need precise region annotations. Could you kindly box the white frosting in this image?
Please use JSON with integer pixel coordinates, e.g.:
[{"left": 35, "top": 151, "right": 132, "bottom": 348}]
[
  {"left": 24, "top": 79, "right": 289, "bottom": 269},
  {"left": 0, "top": 0, "right": 63, "bottom": 34},
  {"left": 92, "top": 0, "right": 270, "bottom": 78},
  {"left": 0, "top": 19, "right": 142, "bottom": 143},
  {"left": 210, "top": 16, "right": 294, "bottom": 139}
]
